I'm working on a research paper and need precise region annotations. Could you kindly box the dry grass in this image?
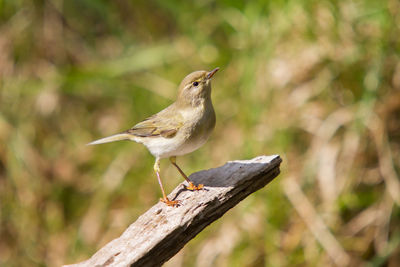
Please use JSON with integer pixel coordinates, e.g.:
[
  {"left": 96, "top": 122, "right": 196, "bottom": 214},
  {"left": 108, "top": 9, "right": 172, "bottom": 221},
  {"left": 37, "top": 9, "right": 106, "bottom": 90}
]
[{"left": 1, "top": 0, "right": 399, "bottom": 266}]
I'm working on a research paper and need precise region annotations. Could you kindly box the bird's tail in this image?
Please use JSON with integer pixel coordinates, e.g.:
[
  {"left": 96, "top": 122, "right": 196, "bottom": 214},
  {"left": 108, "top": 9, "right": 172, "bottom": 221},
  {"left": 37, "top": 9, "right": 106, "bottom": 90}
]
[{"left": 87, "top": 133, "right": 132, "bottom": 146}]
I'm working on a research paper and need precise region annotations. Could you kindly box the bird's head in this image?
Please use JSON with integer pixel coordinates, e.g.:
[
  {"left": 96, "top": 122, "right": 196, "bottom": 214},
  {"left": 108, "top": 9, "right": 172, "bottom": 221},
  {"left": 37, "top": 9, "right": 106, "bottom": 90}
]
[{"left": 176, "top": 68, "right": 219, "bottom": 107}]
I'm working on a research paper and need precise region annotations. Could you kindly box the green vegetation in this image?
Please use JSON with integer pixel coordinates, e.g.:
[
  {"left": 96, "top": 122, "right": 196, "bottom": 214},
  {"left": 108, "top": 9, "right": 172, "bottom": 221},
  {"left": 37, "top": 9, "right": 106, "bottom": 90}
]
[{"left": 1, "top": 0, "right": 399, "bottom": 266}]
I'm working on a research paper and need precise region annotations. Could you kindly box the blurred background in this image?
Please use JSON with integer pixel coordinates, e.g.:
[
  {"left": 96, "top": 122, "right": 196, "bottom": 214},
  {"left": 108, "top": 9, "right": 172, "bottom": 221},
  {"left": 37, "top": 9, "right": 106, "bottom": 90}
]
[{"left": 1, "top": 0, "right": 399, "bottom": 266}]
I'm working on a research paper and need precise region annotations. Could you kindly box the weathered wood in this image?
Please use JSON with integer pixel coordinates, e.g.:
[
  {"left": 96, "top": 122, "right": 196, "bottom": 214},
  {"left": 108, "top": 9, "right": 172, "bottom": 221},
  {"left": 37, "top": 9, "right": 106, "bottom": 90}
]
[{"left": 64, "top": 155, "right": 282, "bottom": 267}]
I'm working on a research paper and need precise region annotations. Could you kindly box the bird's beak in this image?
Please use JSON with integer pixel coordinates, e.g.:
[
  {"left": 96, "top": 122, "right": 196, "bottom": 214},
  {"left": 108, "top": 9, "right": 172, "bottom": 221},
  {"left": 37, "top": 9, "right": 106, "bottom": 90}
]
[{"left": 207, "top": 67, "right": 219, "bottom": 79}]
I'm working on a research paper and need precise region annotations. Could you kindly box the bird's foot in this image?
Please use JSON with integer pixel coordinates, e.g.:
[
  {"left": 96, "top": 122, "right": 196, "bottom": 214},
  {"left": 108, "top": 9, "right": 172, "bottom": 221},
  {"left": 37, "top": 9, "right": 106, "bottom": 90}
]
[
  {"left": 186, "top": 182, "right": 204, "bottom": 191},
  {"left": 160, "top": 197, "right": 180, "bottom": 207}
]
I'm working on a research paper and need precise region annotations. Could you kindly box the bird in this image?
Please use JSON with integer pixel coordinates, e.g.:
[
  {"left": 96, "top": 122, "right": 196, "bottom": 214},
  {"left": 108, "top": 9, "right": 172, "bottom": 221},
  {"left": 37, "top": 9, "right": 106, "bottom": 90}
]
[{"left": 88, "top": 68, "right": 219, "bottom": 206}]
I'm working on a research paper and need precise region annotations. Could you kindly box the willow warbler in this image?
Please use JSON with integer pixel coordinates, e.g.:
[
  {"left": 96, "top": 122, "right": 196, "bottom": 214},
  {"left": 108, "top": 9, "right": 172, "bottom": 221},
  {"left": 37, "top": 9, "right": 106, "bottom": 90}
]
[{"left": 88, "top": 68, "right": 219, "bottom": 206}]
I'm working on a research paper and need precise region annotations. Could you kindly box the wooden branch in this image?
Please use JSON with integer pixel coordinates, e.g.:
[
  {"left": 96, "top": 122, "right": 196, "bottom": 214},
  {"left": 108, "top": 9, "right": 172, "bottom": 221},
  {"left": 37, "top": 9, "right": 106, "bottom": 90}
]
[{"left": 64, "top": 155, "right": 282, "bottom": 267}]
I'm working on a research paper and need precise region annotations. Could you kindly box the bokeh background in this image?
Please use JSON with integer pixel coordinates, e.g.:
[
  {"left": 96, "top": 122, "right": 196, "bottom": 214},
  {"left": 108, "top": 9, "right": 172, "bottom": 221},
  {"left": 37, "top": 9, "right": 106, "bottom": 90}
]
[{"left": 1, "top": 0, "right": 400, "bottom": 266}]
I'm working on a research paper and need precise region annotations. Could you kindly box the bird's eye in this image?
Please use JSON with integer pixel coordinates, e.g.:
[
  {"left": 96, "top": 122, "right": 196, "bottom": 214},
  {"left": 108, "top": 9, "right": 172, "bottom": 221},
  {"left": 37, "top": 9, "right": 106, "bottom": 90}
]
[{"left": 192, "top": 81, "right": 199, "bottom": 86}]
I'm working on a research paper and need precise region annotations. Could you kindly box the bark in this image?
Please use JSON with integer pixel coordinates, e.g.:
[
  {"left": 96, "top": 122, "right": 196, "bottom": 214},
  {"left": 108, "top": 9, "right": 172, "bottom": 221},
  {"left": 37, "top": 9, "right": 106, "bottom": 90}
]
[{"left": 64, "top": 155, "right": 282, "bottom": 267}]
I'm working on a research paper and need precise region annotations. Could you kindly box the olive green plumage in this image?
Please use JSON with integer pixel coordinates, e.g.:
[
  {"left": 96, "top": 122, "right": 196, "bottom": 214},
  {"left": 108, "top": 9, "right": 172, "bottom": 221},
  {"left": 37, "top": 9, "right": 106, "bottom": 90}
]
[{"left": 88, "top": 68, "right": 219, "bottom": 206}]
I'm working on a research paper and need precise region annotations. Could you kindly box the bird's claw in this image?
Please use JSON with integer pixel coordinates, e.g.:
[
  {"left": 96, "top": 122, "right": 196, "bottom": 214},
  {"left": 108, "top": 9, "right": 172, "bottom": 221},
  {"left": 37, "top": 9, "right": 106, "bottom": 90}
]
[
  {"left": 160, "top": 198, "right": 180, "bottom": 207},
  {"left": 186, "top": 182, "right": 204, "bottom": 191}
]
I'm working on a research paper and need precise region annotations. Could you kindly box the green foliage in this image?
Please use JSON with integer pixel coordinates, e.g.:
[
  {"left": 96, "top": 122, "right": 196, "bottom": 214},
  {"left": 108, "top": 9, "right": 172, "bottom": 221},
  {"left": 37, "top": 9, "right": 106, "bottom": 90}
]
[{"left": 1, "top": 0, "right": 399, "bottom": 266}]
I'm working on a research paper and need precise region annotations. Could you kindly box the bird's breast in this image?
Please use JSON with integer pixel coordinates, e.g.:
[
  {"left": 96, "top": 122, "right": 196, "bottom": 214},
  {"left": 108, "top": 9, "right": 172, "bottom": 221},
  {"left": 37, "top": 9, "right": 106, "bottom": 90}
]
[{"left": 178, "top": 100, "right": 216, "bottom": 153}]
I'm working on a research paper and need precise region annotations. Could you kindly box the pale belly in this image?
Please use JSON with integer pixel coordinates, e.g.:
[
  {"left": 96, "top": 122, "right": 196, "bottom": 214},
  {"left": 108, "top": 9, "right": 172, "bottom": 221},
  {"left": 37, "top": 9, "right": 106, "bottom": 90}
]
[{"left": 142, "top": 132, "right": 211, "bottom": 159}]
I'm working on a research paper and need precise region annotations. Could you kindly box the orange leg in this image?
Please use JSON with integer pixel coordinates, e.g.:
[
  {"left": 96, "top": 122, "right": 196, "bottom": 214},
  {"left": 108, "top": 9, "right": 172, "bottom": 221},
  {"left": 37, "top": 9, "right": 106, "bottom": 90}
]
[
  {"left": 154, "top": 159, "right": 179, "bottom": 207},
  {"left": 169, "top": 156, "right": 204, "bottom": 191}
]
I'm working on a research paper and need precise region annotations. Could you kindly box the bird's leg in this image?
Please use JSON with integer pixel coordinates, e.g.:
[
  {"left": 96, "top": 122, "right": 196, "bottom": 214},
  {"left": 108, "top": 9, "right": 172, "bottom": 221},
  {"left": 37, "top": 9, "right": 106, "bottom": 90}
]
[
  {"left": 169, "top": 156, "right": 204, "bottom": 191},
  {"left": 154, "top": 158, "right": 179, "bottom": 207}
]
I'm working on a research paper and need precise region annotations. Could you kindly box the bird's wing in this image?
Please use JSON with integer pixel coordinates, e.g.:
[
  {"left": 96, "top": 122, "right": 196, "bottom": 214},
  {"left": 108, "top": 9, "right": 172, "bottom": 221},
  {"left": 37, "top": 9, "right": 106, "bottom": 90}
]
[{"left": 126, "top": 108, "right": 183, "bottom": 138}]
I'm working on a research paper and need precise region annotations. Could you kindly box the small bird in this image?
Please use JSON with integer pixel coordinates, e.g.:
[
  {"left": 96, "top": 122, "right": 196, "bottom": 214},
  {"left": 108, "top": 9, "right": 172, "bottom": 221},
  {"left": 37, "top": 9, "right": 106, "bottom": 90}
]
[{"left": 88, "top": 68, "right": 219, "bottom": 206}]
